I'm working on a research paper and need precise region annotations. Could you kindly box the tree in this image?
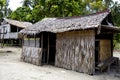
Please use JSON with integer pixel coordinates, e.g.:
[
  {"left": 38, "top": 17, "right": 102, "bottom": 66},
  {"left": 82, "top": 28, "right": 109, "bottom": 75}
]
[
  {"left": 8, "top": 6, "right": 32, "bottom": 22},
  {"left": 90, "top": 0, "right": 106, "bottom": 12},
  {"left": 110, "top": 2, "right": 120, "bottom": 43},
  {"left": 22, "top": 0, "right": 32, "bottom": 7},
  {"left": 47, "top": 0, "right": 86, "bottom": 17},
  {"left": 9, "top": 0, "right": 87, "bottom": 23},
  {"left": 8, "top": 0, "right": 120, "bottom": 24},
  {"left": 0, "top": 0, "right": 11, "bottom": 21},
  {"left": 111, "top": 2, "right": 120, "bottom": 27},
  {"left": 104, "top": 0, "right": 113, "bottom": 8}
]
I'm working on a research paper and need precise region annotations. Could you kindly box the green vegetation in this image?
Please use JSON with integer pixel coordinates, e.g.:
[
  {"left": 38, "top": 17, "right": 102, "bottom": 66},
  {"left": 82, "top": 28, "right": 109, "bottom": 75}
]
[
  {"left": 0, "top": 0, "right": 11, "bottom": 22},
  {"left": 113, "top": 41, "right": 120, "bottom": 50},
  {"left": 0, "top": 0, "right": 119, "bottom": 25},
  {"left": 7, "top": 0, "right": 120, "bottom": 25}
]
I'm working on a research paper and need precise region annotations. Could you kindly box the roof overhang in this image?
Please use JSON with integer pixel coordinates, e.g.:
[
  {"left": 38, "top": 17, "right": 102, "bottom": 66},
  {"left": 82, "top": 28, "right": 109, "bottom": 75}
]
[{"left": 99, "top": 25, "right": 120, "bottom": 34}]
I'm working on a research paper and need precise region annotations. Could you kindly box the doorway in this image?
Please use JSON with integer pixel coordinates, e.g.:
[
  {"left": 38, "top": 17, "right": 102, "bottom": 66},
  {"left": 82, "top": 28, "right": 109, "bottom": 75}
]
[
  {"left": 95, "top": 40, "right": 100, "bottom": 67},
  {"left": 99, "top": 39, "right": 112, "bottom": 62},
  {"left": 95, "top": 39, "right": 112, "bottom": 67},
  {"left": 41, "top": 32, "right": 56, "bottom": 65}
]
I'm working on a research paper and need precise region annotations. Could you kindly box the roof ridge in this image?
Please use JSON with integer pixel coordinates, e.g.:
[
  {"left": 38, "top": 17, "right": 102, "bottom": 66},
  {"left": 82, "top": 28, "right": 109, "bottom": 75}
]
[
  {"left": 20, "top": 9, "right": 111, "bottom": 34},
  {"left": 55, "top": 9, "right": 110, "bottom": 19}
]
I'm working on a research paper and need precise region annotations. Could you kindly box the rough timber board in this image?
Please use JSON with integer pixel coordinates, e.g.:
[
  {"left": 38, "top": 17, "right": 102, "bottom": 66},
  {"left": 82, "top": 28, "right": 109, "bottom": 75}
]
[
  {"left": 100, "top": 40, "right": 111, "bottom": 62},
  {"left": 55, "top": 30, "right": 95, "bottom": 74},
  {"left": 21, "top": 46, "right": 42, "bottom": 66}
]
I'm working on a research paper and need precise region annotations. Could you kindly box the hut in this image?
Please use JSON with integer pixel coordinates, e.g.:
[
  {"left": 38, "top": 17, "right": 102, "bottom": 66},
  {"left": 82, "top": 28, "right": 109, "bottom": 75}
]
[
  {"left": 20, "top": 10, "right": 120, "bottom": 74},
  {"left": 0, "top": 18, "right": 32, "bottom": 46}
]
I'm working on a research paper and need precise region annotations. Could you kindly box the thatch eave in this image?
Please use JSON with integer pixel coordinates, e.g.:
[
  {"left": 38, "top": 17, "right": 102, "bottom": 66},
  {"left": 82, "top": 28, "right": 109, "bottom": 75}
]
[
  {"left": 20, "top": 10, "right": 115, "bottom": 36},
  {"left": 3, "top": 18, "right": 32, "bottom": 28},
  {"left": 101, "top": 25, "right": 120, "bottom": 33},
  {"left": 20, "top": 26, "right": 98, "bottom": 36}
]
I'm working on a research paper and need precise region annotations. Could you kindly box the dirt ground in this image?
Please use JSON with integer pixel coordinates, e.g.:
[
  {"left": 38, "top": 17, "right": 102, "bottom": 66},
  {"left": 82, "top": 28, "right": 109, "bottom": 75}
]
[{"left": 0, "top": 47, "right": 120, "bottom": 80}]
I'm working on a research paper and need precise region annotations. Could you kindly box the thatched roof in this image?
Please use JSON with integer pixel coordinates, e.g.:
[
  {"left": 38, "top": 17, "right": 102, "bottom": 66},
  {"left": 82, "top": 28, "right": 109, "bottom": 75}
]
[
  {"left": 20, "top": 10, "right": 120, "bottom": 35},
  {"left": 2, "top": 18, "right": 32, "bottom": 28}
]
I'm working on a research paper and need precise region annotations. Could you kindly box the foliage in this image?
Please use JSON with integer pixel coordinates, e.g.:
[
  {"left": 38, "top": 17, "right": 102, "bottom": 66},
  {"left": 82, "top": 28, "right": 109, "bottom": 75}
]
[
  {"left": 111, "top": 2, "right": 120, "bottom": 43},
  {"left": 8, "top": 6, "right": 32, "bottom": 22},
  {"left": 111, "top": 2, "right": 120, "bottom": 27},
  {"left": 7, "top": 0, "right": 106, "bottom": 23},
  {"left": 0, "top": 0, "right": 11, "bottom": 21},
  {"left": 90, "top": 0, "right": 106, "bottom": 12},
  {"left": 7, "top": 0, "right": 120, "bottom": 27}
]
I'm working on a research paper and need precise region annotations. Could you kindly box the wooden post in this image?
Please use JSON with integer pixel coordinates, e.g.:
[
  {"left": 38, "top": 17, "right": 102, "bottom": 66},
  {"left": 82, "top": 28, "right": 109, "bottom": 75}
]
[
  {"left": 41, "top": 34, "right": 43, "bottom": 65},
  {"left": 17, "top": 27, "right": 19, "bottom": 32},
  {"left": 22, "top": 36, "right": 24, "bottom": 47},
  {"left": 111, "top": 34, "right": 113, "bottom": 57},
  {"left": 47, "top": 33, "right": 49, "bottom": 64},
  {"left": 0, "top": 29, "right": 1, "bottom": 47},
  {"left": 8, "top": 39, "right": 9, "bottom": 46},
  {"left": 7, "top": 40, "right": 8, "bottom": 46},
  {"left": 17, "top": 27, "right": 19, "bottom": 46},
  {"left": 19, "top": 39, "right": 21, "bottom": 46},
  {"left": 0, "top": 36, "right": 1, "bottom": 47},
  {"left": 28, "top": 36, "right": 30, "bottom": 46},
  {"left": 2, "top": 26, "right": 5, "bottom": 48},
  {"left": 35, "top": 35, "right": 36, "bottom": 47},
  {"left": 10, "top": 40, "right": 12, "bottom": 46},
  {"left": 20, "top": 39, "right": 21, "bottom": 46}
]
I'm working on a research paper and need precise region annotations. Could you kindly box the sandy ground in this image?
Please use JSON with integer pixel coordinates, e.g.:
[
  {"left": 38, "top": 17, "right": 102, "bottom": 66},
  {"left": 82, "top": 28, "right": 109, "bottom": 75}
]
[{"left": 0, "top": 47, "right": 120, "bottom": 80}]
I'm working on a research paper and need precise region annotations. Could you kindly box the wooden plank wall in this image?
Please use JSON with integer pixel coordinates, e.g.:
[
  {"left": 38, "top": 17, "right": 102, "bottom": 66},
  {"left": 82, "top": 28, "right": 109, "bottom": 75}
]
[
  {"left": 21, "top": 46, "right": 42, "bottom": 66},
  {"left": 100, "top": 40, "right": 111, "bottom": 62},
  {"left": 55, "top": 30, "right": 95, "bottom": 74}
]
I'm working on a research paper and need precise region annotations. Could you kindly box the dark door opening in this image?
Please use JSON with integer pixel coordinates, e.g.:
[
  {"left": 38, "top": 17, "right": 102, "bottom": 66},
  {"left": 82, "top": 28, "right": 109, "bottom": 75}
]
[
  {"left": 41, "top": 32, "right": 56, "bottom": 65},
  {"left": 41, "top": 33, "right": 48, "bottom": 64},
  {"left": 95, "top": 40, "right": 100, "bottom": 67},
  {"left": 48, "top": 33, "right": 56, "bottom": 65}
]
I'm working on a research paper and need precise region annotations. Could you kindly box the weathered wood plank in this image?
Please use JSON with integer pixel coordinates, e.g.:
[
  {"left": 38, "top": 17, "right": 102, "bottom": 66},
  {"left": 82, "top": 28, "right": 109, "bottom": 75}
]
[
  {"left": 21, "top": 46, "right": 42, "bottom": 66},
  {"left": 55, "top": 30, "right": 95, "bottom": 74},
  {"left": 100, "top": 40, "right": 111, "bottom": 62}
]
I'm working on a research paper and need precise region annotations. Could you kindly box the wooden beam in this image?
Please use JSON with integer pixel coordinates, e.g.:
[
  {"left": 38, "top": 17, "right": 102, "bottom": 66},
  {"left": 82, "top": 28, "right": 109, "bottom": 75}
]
[
  {"left": 111, "top": 34, "right": 113, "bottom": 57},
  {"left": 17, "top": 27, "right": 19, "bottom": 32},
  {"left": 2, "top": 27, "right": 5, "bottom": 48},
  {"left": 22, "top": 36, "right": 24, "bottom": 47},
  {"left": 47, "top": 33, "right": 49, "bottom": 64},
  {"left": 41, "top": 33, "right": 43, "bottom": 65},
  {"left": 28, "top": 37, "right": 30, "bottom": 46},
  {"left": 35, "top": 35, "right": 36, "bottom": 47},
  {"left": 97, "top": 26, "right": 101, "bottom": 34}
]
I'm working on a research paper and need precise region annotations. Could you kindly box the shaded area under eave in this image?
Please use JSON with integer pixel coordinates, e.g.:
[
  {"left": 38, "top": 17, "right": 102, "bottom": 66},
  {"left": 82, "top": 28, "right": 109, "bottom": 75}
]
[
  {"left": 100, "top": 25, "right": 120, "bottom": 34},
  {"left": 19, "top": 26, "right": 120, "bottom": 36}
]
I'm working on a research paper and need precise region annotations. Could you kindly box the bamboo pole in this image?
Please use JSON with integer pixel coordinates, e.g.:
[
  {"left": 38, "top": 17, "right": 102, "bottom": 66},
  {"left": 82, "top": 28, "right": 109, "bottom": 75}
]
[
  {"left": 28, "top": 36, "right": 30, "bottom": 46},
  {"left": 41, "top": 34, "right": 43, "bottom": 64},
  {"left": 1, "top": 26, "right": 5, "bottom": 48},
  {"left": 47, "top": 33, "right": 49, "bottom": 64},
  {"left": 35, "top": 35, "right": 36, "bottom": 47}
]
